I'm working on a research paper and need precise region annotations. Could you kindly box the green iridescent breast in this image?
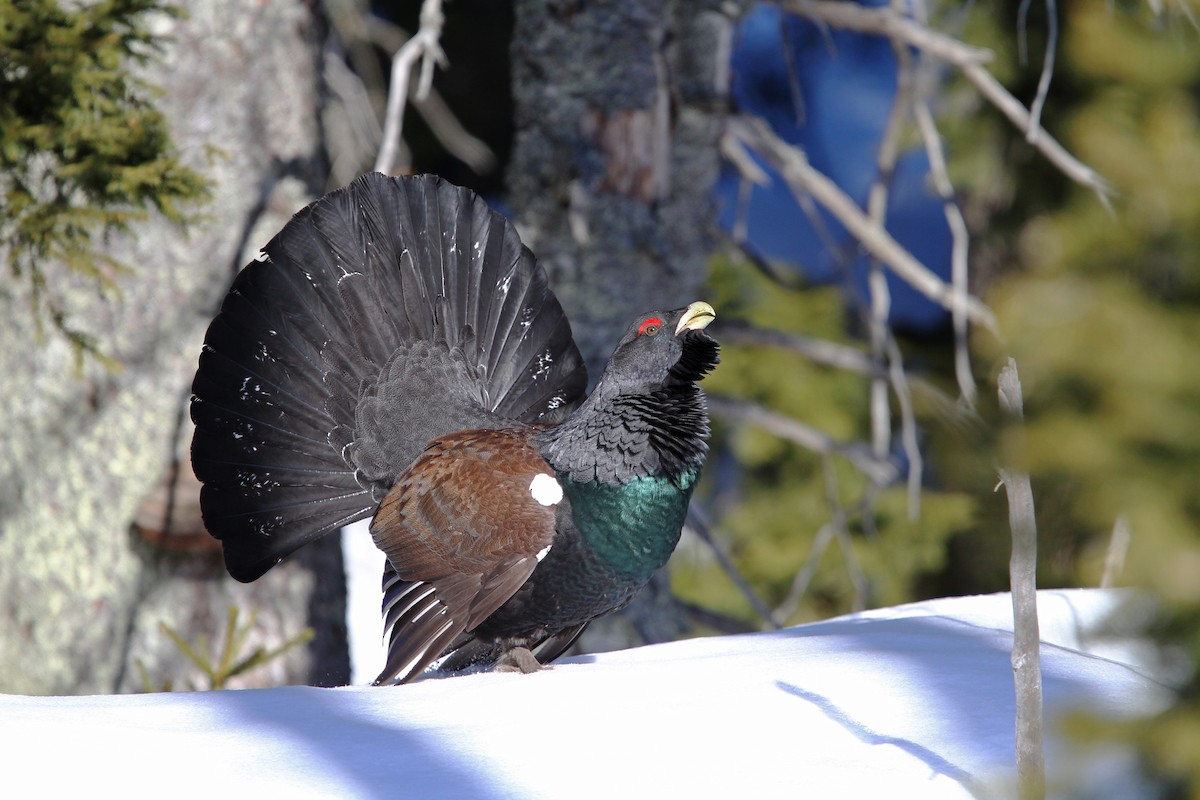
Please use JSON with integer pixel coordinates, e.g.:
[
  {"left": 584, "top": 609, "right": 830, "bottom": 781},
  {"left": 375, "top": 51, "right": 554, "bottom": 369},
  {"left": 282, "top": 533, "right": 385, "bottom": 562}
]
[{"left": 562, "top": 467, "right": 699, "bottom": 581}]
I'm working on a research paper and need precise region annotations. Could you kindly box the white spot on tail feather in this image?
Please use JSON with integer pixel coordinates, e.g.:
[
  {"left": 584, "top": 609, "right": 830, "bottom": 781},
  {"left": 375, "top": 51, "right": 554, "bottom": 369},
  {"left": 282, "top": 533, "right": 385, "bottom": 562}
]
[
  {"left": 529, "top": 473, "right": 562, "bottom": 507},
  {"left": 536, "top": 544, "right": 552, "bottom": 562}
]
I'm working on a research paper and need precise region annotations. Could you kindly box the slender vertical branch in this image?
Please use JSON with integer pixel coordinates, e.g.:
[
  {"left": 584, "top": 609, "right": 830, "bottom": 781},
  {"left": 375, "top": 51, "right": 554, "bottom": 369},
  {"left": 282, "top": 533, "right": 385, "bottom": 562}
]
[
  {"left": 686, "top": 506, "right": 782, "bottom": 629},
  {"left": 774, "top": 519, "right": 838, "bottom": 622},
  {"left": 997, "top": 358, "right": 1045, "bottom": 800},
  {"left": 864, "top": 9, "right": 907, "bottom": 462},
  {"left": 824, "top": 457, "right": 870, "bottom": 612},
  {"left": 886, "top": 335, "right": 922, "bottom": 518},
  {"left": 913, "top": 95, "right": 977, "bottom": 406},
  {"left": 773, "top": 457, "right": 870, "bottom": 620},
  {"left": 1101, "top": 515, "right": 1132, "bottom": 589},
  {"left": 375, "top": 0, "right": 447, "bottom": 175},
  {"left": 863, "top": 9, "right": 912, "bottom": 462},
  {"left": 1018, "top": 0, "right": 1059, "bottom": 144}
]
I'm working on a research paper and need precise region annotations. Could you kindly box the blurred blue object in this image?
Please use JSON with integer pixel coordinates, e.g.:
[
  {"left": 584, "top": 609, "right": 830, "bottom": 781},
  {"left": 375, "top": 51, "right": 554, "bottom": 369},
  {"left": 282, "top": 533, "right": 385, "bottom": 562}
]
[{"left": 716, "top": 3, "right": 952, "bottom": 334}]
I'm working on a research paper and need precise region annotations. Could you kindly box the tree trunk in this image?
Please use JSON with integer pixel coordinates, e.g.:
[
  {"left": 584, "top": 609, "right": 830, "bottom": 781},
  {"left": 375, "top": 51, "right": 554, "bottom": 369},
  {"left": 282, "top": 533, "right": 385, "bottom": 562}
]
[
  {"left": 0, "top": 0, "right": 348, "bottom": 694},
  {"left": 506, "top": 0, "right": 733, "bottom": 647}
]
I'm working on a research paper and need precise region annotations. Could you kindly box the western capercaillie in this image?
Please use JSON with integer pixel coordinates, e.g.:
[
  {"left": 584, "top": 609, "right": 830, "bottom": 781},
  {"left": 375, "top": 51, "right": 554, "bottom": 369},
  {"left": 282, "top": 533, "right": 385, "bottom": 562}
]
[{"left": 191, "top": 172, "right": 718, "bottom": 684}]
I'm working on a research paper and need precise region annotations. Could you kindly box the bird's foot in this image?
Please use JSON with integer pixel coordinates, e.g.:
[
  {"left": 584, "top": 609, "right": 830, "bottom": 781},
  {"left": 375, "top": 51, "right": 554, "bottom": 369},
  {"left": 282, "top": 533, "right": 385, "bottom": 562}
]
[{"left": 493, "top": 646, "right": 543, "bottom": 675}]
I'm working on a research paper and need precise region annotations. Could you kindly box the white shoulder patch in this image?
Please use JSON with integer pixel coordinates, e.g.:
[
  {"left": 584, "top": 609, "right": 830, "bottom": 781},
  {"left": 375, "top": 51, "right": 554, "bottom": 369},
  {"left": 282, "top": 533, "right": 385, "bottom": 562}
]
[{"left": 529, "top": 472, "right": 563, "bottom": 507}]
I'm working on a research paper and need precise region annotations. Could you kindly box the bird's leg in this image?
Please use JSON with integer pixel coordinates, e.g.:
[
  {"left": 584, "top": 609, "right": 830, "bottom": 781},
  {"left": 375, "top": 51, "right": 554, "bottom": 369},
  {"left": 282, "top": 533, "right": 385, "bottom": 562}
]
[{"left": 492, "top": 646, "right": 542, "bottom": 674}]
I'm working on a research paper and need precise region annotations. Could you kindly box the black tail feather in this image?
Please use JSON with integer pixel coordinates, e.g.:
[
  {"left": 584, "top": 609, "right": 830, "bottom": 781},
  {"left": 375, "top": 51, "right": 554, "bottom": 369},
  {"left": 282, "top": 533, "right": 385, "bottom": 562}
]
[{"left": 192, "top": 173, "right": 587, "bottom": 582}]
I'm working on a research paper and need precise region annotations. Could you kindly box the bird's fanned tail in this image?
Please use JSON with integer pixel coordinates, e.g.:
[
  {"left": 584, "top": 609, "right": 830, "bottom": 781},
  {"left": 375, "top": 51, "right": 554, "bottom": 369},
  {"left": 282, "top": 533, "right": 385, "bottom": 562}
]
[{"left": 191, "top": 173, "right": 587, "bottom": 583}]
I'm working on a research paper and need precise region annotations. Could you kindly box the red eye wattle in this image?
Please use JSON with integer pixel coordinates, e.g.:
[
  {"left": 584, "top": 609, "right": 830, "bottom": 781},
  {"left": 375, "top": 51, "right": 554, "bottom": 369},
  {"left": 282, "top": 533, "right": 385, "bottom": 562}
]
[{"left": 638, "top": 318, "right": 664, "bottom": 336}]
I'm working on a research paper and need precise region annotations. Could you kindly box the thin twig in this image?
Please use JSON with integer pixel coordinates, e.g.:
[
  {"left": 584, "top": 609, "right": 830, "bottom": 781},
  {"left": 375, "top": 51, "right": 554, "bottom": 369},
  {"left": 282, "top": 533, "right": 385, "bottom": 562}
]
[
  {"left": 359, "top": 12, "right": 496, "bottom": 174},
  {"left": 719, "top": 320, "right": 963, "bottom": 418},
  {"left": 961, "top": 60, "right": 1109, "bottom": 209},
  {"left": 781, "top": 0, "right": 994, "bottom": 65},
  {"left": 676, "top": 600, "right": 761, "bottom": 635},
  {"left": 719, "top": 124, "right": 845, "bottom": 267},
  {"left": 719, "top": 128, "right": 771, "bottom": 189},
  {"left": 719, "top": 130, "right": 771, "bottom": 245},
  {"left": 774, "top": 456, "right": 869, "bottom": 620},
  {"left": 886, "top": 335, "right": 922, "bottom": 519},
  {"left": 997, "top": 358, "right": 1046, "bottom": 800},
  {"left": 913, "top": 94, "right": 978, "bottom": 406},
  {"left": 708, "top": 393, "right": 898, "bottom": 486},
  {"left": 781, "top": 0, "right": 1110, "bottom": 206},
  {"left": 1017, "top": 0, "right": 1058, "bottom": 145},
  {"left": 822, "top": 456, "right": 870, "bottom": 611},
  {"left": 1174, "top": 0, "right": 1200, "bottom": 32},
  {"left": 687, "top": 505, "right": 782, "bottom": 629},
  {"left": 775, "top": 519, "right": 837, "bottom": 622},
  {"left": 863, "top": 7, "right": 912, "bottom": 461},
  {"left": 725, "top": 239, "right": 811, "bottom": 290},
  {"left": 1100, "top": 514, "right": 1131, "bottom": 589},
  {"left": 375, "top": 0, "right": 447, "bottom": 175},
  {"left": 731, "top": 116, "right": 999, "bottom": 334},
  {"left": 719, "top": 322, "right": 878, "bottom": 376},
  {"left": 324, "top": 49, "right": 384, "bottom": 186}
]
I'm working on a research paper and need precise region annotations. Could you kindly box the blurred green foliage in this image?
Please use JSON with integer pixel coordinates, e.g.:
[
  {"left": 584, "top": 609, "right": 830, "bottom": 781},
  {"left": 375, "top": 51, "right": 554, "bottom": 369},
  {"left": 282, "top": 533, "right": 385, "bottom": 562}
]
[
  {"left": 0, "top": 0, "right": 209, "bottom": 363},
  {"left": 677, "top": 0, "right": 1200, "bottom": 791},
  {"left": 674, "top": 261, "right": 977, "bottom": 624},
  {"left": 970, "top": 1, "right": 1200, "bottom": 791}
]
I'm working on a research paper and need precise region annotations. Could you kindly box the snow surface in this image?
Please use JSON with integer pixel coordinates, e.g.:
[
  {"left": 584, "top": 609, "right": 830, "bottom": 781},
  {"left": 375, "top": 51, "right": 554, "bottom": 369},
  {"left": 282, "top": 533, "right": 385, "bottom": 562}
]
[
  {"left": 1, "top": 588, "right": 1171, "bottom": 799},
  {"left": 343, "top": 520, "right": 387, "bottom": 684}
]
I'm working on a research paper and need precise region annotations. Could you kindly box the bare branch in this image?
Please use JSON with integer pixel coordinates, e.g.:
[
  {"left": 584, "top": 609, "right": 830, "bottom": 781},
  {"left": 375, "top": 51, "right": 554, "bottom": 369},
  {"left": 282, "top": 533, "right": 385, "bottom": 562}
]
[
  {"left": 375, "top": 0, "right": 447, "bottom": 175},
  {"left": 719, "top": 322, "right": 878, "bottom": 376},
  {"left": 863, "top": 15, "right": 912, "bottom": 461},
  {"left": 719, "top": 130, "right": 770, "bottom": 244},
  {"left": 687, "top": 505, "right": 782, "bottom": 629},
  {"left": 1101, "top": 514, "right": 1132, "bottom": 589},
  {"left": 997, "top": 358, "right": 1046, "bottom": 800},
  {"left": 913, "top": 94, "right": 978, "bottom": 406},
  {"left": 886, "top": 336, "right": 922, "bottom": 519},
  {"left": 719, "top": 128, "right": 771, "bottom": 188},
  {"left": 707, "top": 394, "right": 898, "bottom": 486},
  {"left": 781, "top": 0, "right": 1111, "bottom": 206},
  {"left": 357, "top": 11, "right": 496, "bottom": 174},
  {"left": 1017, "top": 0, "right": 1059, "bottom": 145},
  {"left": 775, "top": 455, "right": 872, "bottom": 619},
  {"left": 719, "top": 125, "right": 845, "bottom": 264},
  {"left": 781, "top": 0, "right": 993, "bottom": 65},
  {"left": 718, "top": 320, "right": 965, "bottom": 437},
  {"left": 410, "top": 88, "right": 497, "bottom": 175},
  {"left": 675, "top": 599, "right": 761, "bottom": 635},
  {"left": 730, "top": 116, "right": 1000, "bottom": 334},
  {"left": 960, "top": 59, "right": 1109, "bottom": 209},
  {"left": 323, "top": 50, "right": 384, "bottom": 187},
  {"left": 1176, "top": 0, "right": 1200, "bottom": 32},
  {"left": 823, "top": 457, "right": 871, "bottom": 611},
  {"left": 775, "top": 519, "right": 837, "bottom": 621}
]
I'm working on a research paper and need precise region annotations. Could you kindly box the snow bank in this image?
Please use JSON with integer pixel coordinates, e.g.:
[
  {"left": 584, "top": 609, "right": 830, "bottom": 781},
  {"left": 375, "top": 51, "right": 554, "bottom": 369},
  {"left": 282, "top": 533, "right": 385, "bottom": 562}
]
[{"left": 1, "top": 590, "right": 1169, "bottom": 799}]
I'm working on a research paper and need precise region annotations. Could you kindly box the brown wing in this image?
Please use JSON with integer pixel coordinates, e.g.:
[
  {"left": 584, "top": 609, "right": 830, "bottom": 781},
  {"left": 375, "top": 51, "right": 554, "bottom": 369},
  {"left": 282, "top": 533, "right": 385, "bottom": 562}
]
[{"left": 370, "top": 427, "right": 561, "bottom": 683}]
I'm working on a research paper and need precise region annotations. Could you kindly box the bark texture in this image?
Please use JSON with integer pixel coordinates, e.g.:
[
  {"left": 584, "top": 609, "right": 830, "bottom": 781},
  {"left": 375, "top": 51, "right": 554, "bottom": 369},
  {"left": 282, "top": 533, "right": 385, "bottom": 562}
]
[
  {"left": 508, "top": 0, "right": 730, "bottom": 374},
  {"left": 507, "top": 0, "right": 733, "bottom": 646},
  {"left": 0, "top": 1, "right": 348, "bottom": 694}
]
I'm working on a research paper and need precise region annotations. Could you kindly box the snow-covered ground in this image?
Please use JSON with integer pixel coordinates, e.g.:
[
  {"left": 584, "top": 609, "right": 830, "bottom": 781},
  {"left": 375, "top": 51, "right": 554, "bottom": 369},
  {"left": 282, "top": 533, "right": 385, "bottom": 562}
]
[
  {"left": 1, "top": 586, "right": 1170, "bottom": 799},
  {"left": 343, "top": 520, "right": 388, "bottom": 684}
]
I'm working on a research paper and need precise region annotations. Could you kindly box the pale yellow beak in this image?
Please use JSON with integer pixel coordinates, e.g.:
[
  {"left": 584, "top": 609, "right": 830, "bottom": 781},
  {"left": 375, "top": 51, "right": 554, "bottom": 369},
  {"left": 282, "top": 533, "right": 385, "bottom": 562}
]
[{"left": 675, "top": 301, "right": 716, "bottom": 335}]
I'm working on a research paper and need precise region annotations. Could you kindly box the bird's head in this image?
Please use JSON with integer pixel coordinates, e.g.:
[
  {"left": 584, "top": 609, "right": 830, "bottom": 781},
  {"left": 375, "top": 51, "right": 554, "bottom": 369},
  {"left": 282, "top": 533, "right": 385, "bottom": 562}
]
[
  {"left": 542, "top": 301, "right": 719, "bottom": 481},
  {"left": 598, "top": 301, "right": 719, "bottom": 395}
]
